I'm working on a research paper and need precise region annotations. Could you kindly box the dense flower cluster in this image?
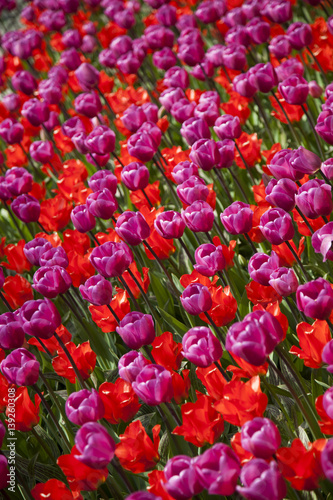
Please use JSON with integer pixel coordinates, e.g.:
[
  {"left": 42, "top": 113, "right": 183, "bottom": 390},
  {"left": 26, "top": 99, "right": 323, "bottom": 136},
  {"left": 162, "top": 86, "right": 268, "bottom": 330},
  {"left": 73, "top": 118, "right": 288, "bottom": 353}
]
[{"left": 0, "top": 0, "right": 333, "bottom": 498}]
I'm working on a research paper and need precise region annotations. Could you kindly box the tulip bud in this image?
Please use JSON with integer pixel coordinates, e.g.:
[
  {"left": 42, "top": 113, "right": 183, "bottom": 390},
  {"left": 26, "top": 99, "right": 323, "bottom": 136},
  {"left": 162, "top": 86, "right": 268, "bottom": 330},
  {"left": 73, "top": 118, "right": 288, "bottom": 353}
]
[
  {"left": 237, "top": 459, "right": 286, "bottom": 500},
  {"left": 121, "top": 162, "right": 149, "bottom": 191},
  {"left": 287, "top": 21, "right": 313, "bottom": 50},
  {"left": 75, "top": 63, "right": 100, "bottom": 91},
  {"left": 220, "top": 202, "right": 253, "bottom": 235},
  {"left": 180, "top": 283, "right": 212, "bottom": 316},
  {"left": 269, "top": 267, "right": 299, "bottom": 296},
  {"left": 12, "top": 70, "right": 37, "bottom": 95},
  {"left": 23, "top": 238, "right": 53, "bottom": 267},
  {"left": 180, "top": 117, "right": 211, "bottom": 146},
  {"left": 11, "top": 194, "right": 40, "bottom": 224},
  {"left": 74, "top": 422, "right": 115, "bottom": 469},
  {"left": 172, "top": 161, "right": 199, "bottom": 185},
  {"left": 30, "top": 140, "right": 54, "bottom": 164},
  {"left": 65, "top": 389, "right": 105, "bottom": 425},
  {"left": 259, "top": 207, "right": 294, "bottom": 245},
  {"left": 132, "top": 364, "right": 174, "bottom": 405},
  {"left": 248, "top": 252, "right": 280, "bottom": 286},
  {"left": 127, "top": 131, "right": 157, "bottom": 162},
  {"left": 164, "top": 66, "right": 189, "bottom": 89},
  {"left": 115, "top": 211, "right": 150, "bottom": 246},
  {"left": 85, "top": 126, "right": 116, "bottom": 155},
  {"left": 321, "top": 439, "right": 333, "bottom": 483},
  {"left": 118, "top": 351, "right": 151, "bottom": 383},
  {"left": 71, "top": 204, "right": 96, "bottom": 233},
  {"left": 22, "top": 98, "right": 50, "bottom": 127},
  {"left": 194, "top": 243, "right": 225, "bottom": 276},
  {"left": 177, "top": 176, "right": 209, "bottom": 205},
  {"left": 5, "top": 167, "right": 33, "bottom": 196},
  {"left": 189, "top": 139, "right": 221, "bottom": 171},
  {"left": 0, "top": 311, "right": 25, "bottom": 350},
  {"left": 39, "top": 246, "right": 69, "bottom": 268},
  {"left": 86, "top": 189, "right": 118, "bottom": 220},
  {"left": 182, "top": 201, "right": 215, "bottom": 233},
  {"left": 182, "top": 326, "right": 222, "bottom": 367},
  {"left": 268, "top": 35, "right": 292, "bottom": 59},
  {"left": 265, "top": 178, "right": 297, "bottom": 212},
  {"left": 88, "top": 170, "right": 118, "bottom": 195},
  {"left": 296, "top": 278, "right": 333, "bottom": 320},
  {"left": 0, "top": 348, "right": 39, "bottom": 386},
  {"left": 295, "top": 179, "right": 333, "bottom": 219},
  {"left": 214, "top": 114, "right": 242, "bottom": 140},
  {"left": 322, "top": 340, "right": 333, "bottom": 373},
  {"left": 33, "top": 267, "right": 72, "bottom": 299},
  {"left": 241, "top": 417, "right": 281, "bottom": 458},
  {"left": 164, "top": 455, "right": 203, "bottom": 500},
  {"left": 90, "top": 241, "right": 133, "bottom": 278},
  {"left": 74, "top": 92, "right": 102, "bottom": 119},
  {"left": 154, "top": 210, "right": 186, "bottom": 239},
  {"left": 116, "top": 311, "right": 155, "bottom": 349},
  {"left": 279, "top": 75, "right": 309, "bottom": 105},
  {"left": 312, "top": 222, "right": 333, "bottom": 262}
]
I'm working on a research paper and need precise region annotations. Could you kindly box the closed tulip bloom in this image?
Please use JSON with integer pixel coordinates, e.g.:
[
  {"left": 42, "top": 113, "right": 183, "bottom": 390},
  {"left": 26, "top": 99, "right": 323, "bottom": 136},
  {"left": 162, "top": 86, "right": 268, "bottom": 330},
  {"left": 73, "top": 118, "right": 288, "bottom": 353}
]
[
  {"left": 117, "top": 51, "right": 142, "bottom": 75},
  {"left": 75, "top": 63, "right": 100, "bottom": 91},
  {"left": 171, "top": 99, "right": 196, "bottom": 124},
  {"left": 177, "top": 176, "right": 209, "bottom": 205},
  {"left": 223, "top": 44, "right": 247, "bottom": 71},
  {"left": 132, "top": 364, "right": 173, "bottom": 405},
  {"left": 296, "top": 278, "right": 333, "bottom": 319},
  {"left": 11, "top": 194, "right": 40, "bottom": 223},
  {"left": 48, "top": 65, "right": 68, "bottom": 85},
  {"left": 268, "top": 35, "right": 292, "bottom": 59},
  {"left": 12, "top": 70, "right": 37, "bottom": 95},
  {"left": 246, "top": 17, "right": 270, "bottom": 44},
  {"left": 38, "top": 79, "right": 62, "bottom": 105},
  {"left": 287, "top": 21, "right": 313, "bottom": 50},
  {"left": 144, "top": 25, "right": 174, "bottom": 50},
  {"left": 65, "top": 389, "right": 105, "bottom": 425},
  {"left": 268, "top": 148, "right": 303, "bottom": 181},
  {"left": 269, "top": 267, "right": 299, "bottom": 296},
  {"left": 86, "top": 189, "right": 118, "bottom": 220},
  {"left": 181, "top": 283, "right": 212, "bottom": 315},
  {"left": 241, "top": 418, "right": 281, "bottom": 459},
  {"left": 182, "top": 201, "right": 214, "bottom": 233},
  {"left": 154, "top": 210, "right": 186, "bottom": 239},
  {"left": 214, "top": 115, "right": 242, "bottom": 141},
  {"left": 2, "top": 93, "right": 20, "bottom": 112},
  {"left": 74, "top": 422, "right": 115, "bottom": 469},
  {"left": 80, "top": 275, "right": 113, "bottom": 306},
  {"left": 321, "top": 439, "right": 333, "bottom": 483},
  {"left": 259, "top": 207, "right": 294, "bottom": 245},
  {"left": 90, "top": 241, "right": 133, "bottom": 278},
  {"left": 22, "top": 98, "right": 50, "bottom": 127},
  {"left": 0, "top": 312, "right": 25, "bottom": 350},
  {"left": 316, "top": 110, "right": 333, "bottom": 145},
  {"left": 71, "top": 132, "right": 89, "bottom": 154},
  {"left": 295, "top": 179, "right": 333, "bottom": 219},
  {"left": 1, "top": 348, "right": 39, "bottom": 386},
  {"left": 172, "top": 161, "right": 199, "bottom": 185},
  {"left": 323, "top": 387, "right": 333, "bottom": 419},
  {"left": 122, "top": 104, "right": 146, "bottom": 133},
  {"left": 194, "top": 101, "right": 220, "bottom": 127},
  {"left": 153, "top": 47, "right": 177, "bottom": 70},
  {"left": 71, "top": 204, "right": 96, "bottom": 233},
  {"left": 194, "top": 243, "right": 225, "bottom": 276},
  {"left": 265, "top": 178, "right": 297, "bottom": 212},
  {"left": 189, "top": 139, "right": 220, "bottom": 171},
  {"left": 220, "top": 202, "right": 253, "bottom": 235},
  {"left": 164, "top": 67, "right": 189, "bottom": 89},
  {"left": 291, "top": 147, "right": 322, "bottom": 176},
  {"left": 160, "top": 87, "right": 185, "bottom": 113},
  {"left": 233, "top": 73, "right": 257, "bottom": 98},
  {"left": 74, "top": 92, "right": 102, "bottom": 118},
  {"left": 312, "top": 222, "right": 333, "bottom": 261},
  {"left": 216, "top": 139, "right": 235, "bottom": 169},
  {"left": 309, "top": 80, "right": 323, "bottom": 98},
  {"left": 0, "top": 118, "right": 24, "bottom": 145},
  {"left": 62, "top": 28, "right": 82, "bottom": 49},
  {"left": 248, "top": 252, "right": 280, "bottom": 286},
  {"left": 279, "top": 75, "right": 309, "bottom": 105},
  {"left": 263, "top": 0, "right": 292, "bottom": 23},
  {"left": 164, "top": 455, "right": 203, "bottom": 500},
  {"left": 225, "top": 25, "right": 250, "bottom": 46},
  {"left": 180, "top": 117, "right": 211, "bottom": 146},
  {"left": 182, "top": 326, "right": 222, "bottom": 367},
  {"left": 118, "top": 351, "right": 151, "bottom": 383},
  {"left": 121, "top": 162, "right": 149, "bottom": 191},
  {"left": 116, "top": 311, "right": 155, "bottom": 349},
  {"left": 127, "top": 132, "right": 157, "bottom": 162},
  {"left": 85, "top": 126, "right": 116, "bottom": 155},
  {"left": 33, "top": 267, "right": 72, "bottom": 299},
  {"left": 195, "top": 445, "right": 240, "bottom": 495},
  {"left": 99, "top": 49, "right": 117, "bottom": 68},
  {"left": 247, "top": 63, "right": 278, "bottom": 93},
  {"left": 206, "top": 45, "right": 225, "bottom": 67},
  {"left": 322, "top": 340, "right": 333, "bottom": 373},
  {"left": 178, "top": 43, "right": 205, "bottom": 67},
  {"left": 224, "top": 7, "right": 247, "bottom": 27},
  {"left": 138, "top": 122, "right": 162, "bottom": 148},
  {"left": 5, "top": 167, "right": 33, "bottom": 196},
  {"left": 142, "top": 103, "right": 158, "bottom": 124},
  {"left": 39, "top": 246, "right": 69, "bottom": 268},
  {"left": 88, "top": 170, "right": 118, "bottom": 195},
  {"left": 61, "top": 117, "right": 86, "bottom": 139},
  {"left": 275, "top": 57, "right": 304, "bottom": 82},
  {"left": 226, "top": 310, "right": 284, "bottom": 365},
  {"left": 115, "top": 211, "right": 150, "bottom": 246},
  {"left": 30, "top": 140, "right": 54, "bottom": 164},
  {"left": 88, "top": 152, "right": 110, "bottom": 168},
  {"left": 237, "top": 460, "right": 286, "bottom": 500},
  {"left": 196, "top": 0, "right": 226, "bottom": 23},
  {"left": 23, "top": 238, "right": 53, "bottom": 266}
]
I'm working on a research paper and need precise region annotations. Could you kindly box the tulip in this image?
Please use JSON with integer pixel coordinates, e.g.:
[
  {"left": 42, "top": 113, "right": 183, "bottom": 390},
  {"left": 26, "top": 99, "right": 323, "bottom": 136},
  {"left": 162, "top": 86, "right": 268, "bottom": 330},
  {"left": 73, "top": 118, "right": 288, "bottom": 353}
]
[
  {"left": 214, "top": 115, "right": 242, "bottom": 141},
  {"left": 30, "top": 141, "right": 54, "bottom": 164},
  {"left": 279, "top": 75, "right": 309, "bottom": 105},
  {"left": 309, "top": 80, "right": 323, "bottom": 98},
  {"left": 144, "top": 25, "right": 174, "bottom": 50},
  {"left": 226, "top": 310, "right": 284, "bottom": 365},
  {"left": 322, "top": 340, "right": 333, "bottom": 373},
  {"left": 32, "top": 267, "right": 72, "bottom": 299},
  {"left": 265, "top": 178, "right": 297, "bottom": 212},
  {"left": 268, "top": 35, "right": 292, "bottom": 59},
  {"left": 156, "top": 4, "right": 177, "bottom": 25},
  {"left": 223, "top": 44, "right": 247, "bottom": 71},
  {"left": 62, "top": 28, "right": 82, "bottom": 49},
  {"left": 275, "top": 57, "right": 304, "bottom": 82},
  {"left": 194, "top": 243, "right": 225, "bottom": 276},
  {"left": 195, "top": 443, "right": 240, "bottom": 496},
  {"left": 121, "top": 162, "right": 149, "bottom": 191},
  {"left": 23, "top": 238, "right": 53, "bottom": 266},
  {"left": 220, "top": 202, "right": 253, "bottom": 235},
  {"left": 172, "top": 161, "right": 199, "bottom": 185},
  {"left": 75, "top": 63, "right": 100, "bottom": 91},
  {"left": 206, "top": 45, "right": 225, "bottom": 67},
  {"left": 117, "top": 51, "right": 142, "bottom": 75},
  {"left": 80, "top": 275, "right": 113, "bottom": 306},
  {"left": 86, "top": 189, "right": 118, "bottom": 220},
  {"left": 154, "top": 210, "right": 186, "bottom": 239},
  {"left": 247, "top": 63, "right": 278, "bottom": 93},
  {"left": 180, "top": 117, "right": 211, "bottom": 146},
  {"left": 125, "top": 493, "right": 161, "bottom": 500},
  {"left": 259, "top": 207, "right": 294, "bottom": 245},
  {"left": 195, "top": 0, "right": 226, "bottom": 23},
  {"left": 65, "top": 389, "right": 105, "bottom": 425},
  {"left": 269, "top": 267, "right": 299, "bottom": 296},
  {"left": 39, "top": 246, "right": 69, "bottom": 268},
  {"left": 287, "top": 21, "right": 313, "bottom": 49},
  {"left": 296, "top": 278, "right": 333, "bottom": 319},
  {"left": 160, "top": 87, "right": 185, "bottom": 113},
  {"left": 182, "top": 201, "right": 214, "bottom": 233},
  {"left": 22, "top": 98, "right": 50, "bottom": 127},
  {"left": 71, "top": 204, "right": 96, "bottom": 233},
  {"left": 237, "top": 459, "right": 286, "bottom": 500},
  {"left": 38, "top": 79, "right": 62, "bottom": 105},
  {"left": 241, "top": 417, "right": 281, "bottom": 458},
  {"left": 12, "top": 70, "right": 37, "bottom": 95},
  {"left": 5, "top": 167, "right": 33, "bottom": 196},
  {"left": 122, "top": 104, "right": 146, "bottom": 133},
  {"left": 0, "top": 118, "right": 24, "bottom": 145},
  {"left": 127, "top": 132, "right": 157, "bottom": 162},
  {"left": 116, "top": 311, "right": 155, "bottom": 349},
  {"left": 115, "top": 211, "right": 150, "bottom": 246},
  {"left": 216, "top": 139, "right": 235, "bottom": 169},
  {"left": 263, "top": 0, "right": 292, "bottom": 23},
  {"left": 321, "top": 439, "right": 333, "bottom": 483},
  {"left": 88, "top": 170, "right": 118, "bottom": 195},
  {"left": 232, "top": 73, "right": 257, "bottom": 98},
  {"left": 321, "top": 158, "right": 333, "bottom": 180},
  {"left": 268, "top": 148, "right": 303, "bottom": 181},
  {"left": 182, "top": 326, "right": 222, "bottom": 367},
  {"left": 295, "top": 179, "right": 332, "bottom": 219},
  {"left": 225, "top": 25, "right": 250, "bottom": 46},
  {"left": 132, "top": 364, "right": 173, "bottom": 405},
  {"left": 315, "top": 110, "right": 333, "bottom": 145},
  {"left": 2, "top": 93, "right": 20, "bottom": 112},
  {"left": 164, "top": 455, "right": 203, "bottom": 500},
  {"left": 85, "top": 126, "right": 116, "bottom": 155},
  {"left": 74, "top": 92, "right": 102, "bottom": 119},
  {"left": 312, "top": 222, "right": 333, "bottom": 262},
  {"left": 118, "top": 351, "right": 151, "bottom": 383},
  {"left": 11, "top": 194, "right": 40, "bottom": 223},
  {"left": 189, "top": 139, "right": 220, "bottom": 171},
  {"left": 153, "top": 47, "right": 177, "bottom": 70},
  {"left": 99, "top": 49, "right": 117, "bottom": 68},
  {"left": 74, "top": 422, "right": 115, "bottom": 469},
  {"left": 0, "top": 348, "right": 39, "bottom": 386},
  {"left": 0, "top": 311, "right": 25, "bottom": 350},
  {"left": 178, "top": 43, "right": 205, "bottom": 67},
  {"left": 90, "top": 241, "right": 133, "bottom": 278},
  {"left": 177, "top": 176, "right": 209, "bottom": 205},
  {"left": 194, "top": 101, "right": 220, "bottom": 127},
  {"left": 247, "top": 17, "right": 270, "bottom": 44},
  {"left": 171, "top": 99, "right": 196, "bottom": 123},
  {"left": 181, "top": 283, "right": 212, "bottom": 316},
  {"left": 164, "top": 67, "right": 189, "bottom": 89},
  {"left": 248, "top": 252, "right": 280, "bottom": 286}
]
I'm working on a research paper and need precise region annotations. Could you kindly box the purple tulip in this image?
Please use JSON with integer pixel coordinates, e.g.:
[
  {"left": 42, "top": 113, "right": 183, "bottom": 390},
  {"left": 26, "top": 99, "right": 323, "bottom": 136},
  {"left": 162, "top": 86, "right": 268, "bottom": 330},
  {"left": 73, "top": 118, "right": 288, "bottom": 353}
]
[
  {"left": 312, "top": 222, "right": 333, "bottom": 262},
  {"left": 195, "top": 443, "right": 240, "bottom": 496},
  {"left": 216, "top": 139, "right": 235, "bottom": 169},
  {"left": 181, "top": 201, "right": 215, "bottom": 233},
  {"left": 74, "top": 92, "right": 102, "bottom": 118},
  {"left": 206, "top": 44, "right": 225, "bottom": 68},
  {"left": 85, "top": 126, "right": 116, "bottom": 155},
  {"left": 233, "top": 73, "right": 257, "bottom": 98},
  {"left": 99, "top": 49, "right": 117, "bottom": 69},
  {"left": 177, "top": 176, "right": 209, "bottom": 205},
  {"left": 164, "top": 455, "right": 203, "bottom": 500},
  {"left": 164, "top": 67, "right": 189, "bottom": 90},
  {"left": 5, "top": 167, "right": 33, "bottom": 196},
  {"left": 38, "top": 79, "right": 62, "bottom": 105},
  {"left": 268, "top": 267, "right": 299, "bottom": 296},
  {"left": 171, "top": 98, "right": 196, "bottom": 124},
  {"left": 279, "top": 75, "right": 309, "bottom": 105},
  {"left": 125, "top": 493, "right": 161, "bottom": 500},
  {"left": 275, "top": 57, "right": 304, "bottom": 82},
  {"left": 178, "top": 43, "right": 205, "bottom": 67},
  {"left": 132, "top": 364, "right": 173, "bottom": 405},
  {"left": 65, "top": 389, "right": 105, "bottom": 425},
  {"left": 2, "top": 93, "right": 20, "bottom": 112},
  {"left": 321, "top": 439, "right": 333, "bottom": 483},
  {"left": 214, "top": 115, "right": 242, "bottom": 141},
  {"left": 39, "top": 246, "right": 69, "bottom": 268},
  {"left": 118, "top": 351, "right": 150, "bottom": 383},
  {"left": 247, "top": 63, "right": 278, "bottom": 93},
  {"left": 295, "top": 179, "right": 332, "bottom": 219},
  {"left": 172, "top": 161, "right": 199, "bottom": 185},
  {"left": 241, "top": 417, "right": 281, "bottom": 459},
  {"left": 90, "top": 241, "right": 133, "bottom": 278},
  {"left": 154, "top": 210, "right": 186, "bottom": 239},
  {"left": 181, "top": 283, "right": 212, "bottom": 316},
  {"left": 0, "top": 118, "right": 24, "bottom": 145},
  {"left": 236, "top": 459, "right": 286, "bottom": 500},
  {"left": 322, "top": 340, "right": 333, "bottom": 372},
  {"left": 23, "top": 238, "right": 53, "bottom": 266},
  {"left": 30, "top": 140, "right": 54, "bottom": 164},
  {"left": 115, "top": 211, "right": 150, "bottom": 246},
  {"left": 121, "top": 162, "right": 149, "bottom": 191},
  {"left": 182, "top": 326, "right": 222, "bottom": 367},
  {"left": 265, "top": 178, "right": 297, "bottom": 212},
  {"left": 0, "top": 348, "right": 39, "bottom": 386},
  {"left": 194, "top": 101, "right": 220, "bottom": 127},
  {"left": 268, "top": 148, "right": 303, "bottom": 181},
  {"left": 117, "top": 51, "right": 142, "bottom": 75},
  {"left": 74, "top": 422, "right": 115, "bottom": 469},
  {"left": 323, "top": 387, "right": 333, "bottom": 420},
  {"left": 223, "top": 44, "right": 247, "bottom": 71},
  {"left": 287, "top": 21, "right": 313, "bottom": 50},
  {"left": 153, "top": 48, "right": 177, "bottom": 71},
  {"left": 0, "top": 311, "right": 25, "bottom": 350},
  {"left": 33, "top": 266, "right": 72, "bottom": 299},
  {"left": 263, "top": 0, "right": 292, "bottom": 23},
  {"left": 86, "top": 189, "right": 118, "bottom": 220},
  {"left": 309, "top": 80, "right": 323, "bottom": 98},
  {"left": 88, "top": 170, "right": 117, "bottom": 195},
  {"left": 220, "top": 201, "right": 253, "bottom": 235},
  {"left": 127, "top": 131, "right": 157, "bottom": 162},
  {"left": 62, "top": 28, "right": 82, "bottom": 49},
  {"left": 259, "top": 207, "right": 294, "bottom": 245},
  {"left": 180, "top": 117, "right": 211, "bottom": 146},
  {"left": 248, "top": 252, "right": 280, "bottom": 286},
  {"left": 20, "top": 298, "right": 62, "bottom": 339},
  {"left": 268, "top": 35, "right": 292, "bottom": 59},
  {"left": 71, "top": 204, "right": 96, "bottom": 233},
  {"left": 12, "top": 70, "right": 37, "bottom": 95},
  {"left": 22, "top": 98, "right": 50, "bottom": 127},
  {"left": 296, "top": 278, "right": 333, "bottom": 320},
  {"left": 189, "top": 139, "right": 221, "bottom": 171},
  {"left": 316, "top": 110, "right": 333, "bottom": 145},
  {"left": 194, "top": 243, "right": 225, "bottom": 277},
  {"left": 226, "top": 310, "right": 284, "bottom": 366},
  {"left": 79, "top": 275, "right": 113, "bottom": 306},
  {"left": 116, "top": 311, "right": 155, "bottom": 349},
  {"left": 144, "top": 25, "right": 174, "bottom": 50},
  {"left": 224, "top": 7, "right": 247, "bottom": 27},
  {"left": 75, "top": 63, "right": 100, "bottom": 91},
  {"left": 246, "top": 17, "right": 270, "bottom": 44},
  {"left": 121, "top": 104, "right": 146, "bottom": 133},
  {"left": 195, "top": 0, "right": 226, "bottom": 23},
  {"left": 225, "top": 25, "right": 251, "bottom": 46},
  {"left": 11, "top": 194, "right": 40, "bottom": 223}
]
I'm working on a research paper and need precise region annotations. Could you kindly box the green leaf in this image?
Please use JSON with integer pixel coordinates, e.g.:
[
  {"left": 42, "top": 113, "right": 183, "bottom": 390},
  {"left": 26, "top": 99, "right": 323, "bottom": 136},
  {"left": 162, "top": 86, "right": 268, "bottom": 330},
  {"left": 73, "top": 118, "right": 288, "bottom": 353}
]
[{"left": 157, "top": 307, "right": 188, "bottom": 336}]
